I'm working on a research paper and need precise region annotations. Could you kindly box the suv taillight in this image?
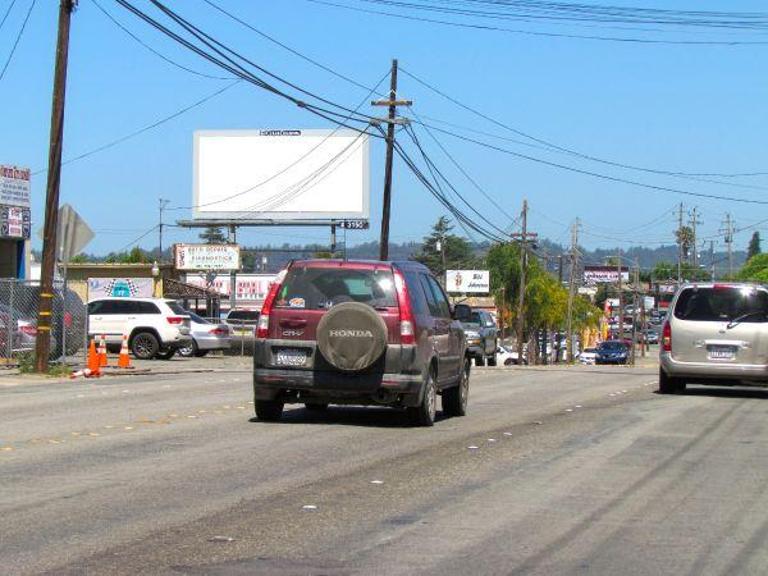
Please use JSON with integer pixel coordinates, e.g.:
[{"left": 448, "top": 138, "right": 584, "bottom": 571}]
[
  {"left": 257, "top": 269, "right": 288, "bottom": 339},
  {"left": 167, "top": 316, "right": 184, "bottom": 325},
  {"left": 393, "top": 270, "right": 415, "bottom": 345},
  {"left": 662, "top": 321, "right": 671, "bottom": 352}
]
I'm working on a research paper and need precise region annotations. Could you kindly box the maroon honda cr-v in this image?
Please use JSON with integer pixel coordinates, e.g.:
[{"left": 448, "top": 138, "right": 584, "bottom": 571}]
[{"left": 253, "top": 259, "right": 471, "bottom": 426}]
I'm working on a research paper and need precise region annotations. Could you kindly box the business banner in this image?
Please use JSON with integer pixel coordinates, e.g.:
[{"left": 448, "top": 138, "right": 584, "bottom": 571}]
[
  {"left": 0, "top": 165, "right": 31, "bottom": 208},
  {"left": 445, "top": 270, "right": 490, "bottom": 294},
  {"left": 583, "top": 266, "right": 630, "bottom": 285},
  {"left": 87, "top": 277, "right": 154, "bottom": 299},
  {"left": 174, "top": 243, "right": 240, "bottom": 271},
  {"left": 185, "top": 273, "right": 276, "bottom": 302}
]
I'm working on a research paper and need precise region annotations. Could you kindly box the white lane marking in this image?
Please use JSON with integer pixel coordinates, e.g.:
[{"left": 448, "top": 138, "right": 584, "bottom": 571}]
[
  {"left": 302, "top": 504, "right": 318, "bottom": 511},
  {"left": 370, "top": 480, "right": 384, "bottom": 485}
]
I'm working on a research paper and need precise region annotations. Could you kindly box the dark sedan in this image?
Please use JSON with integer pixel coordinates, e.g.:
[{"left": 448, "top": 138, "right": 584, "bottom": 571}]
[{"left": 595, "top": 340, "right": 629, "bottom": 365}]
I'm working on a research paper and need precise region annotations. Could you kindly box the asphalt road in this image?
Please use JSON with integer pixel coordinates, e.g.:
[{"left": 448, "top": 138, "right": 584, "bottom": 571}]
[{"left": 2, "top": 363, "right": 768, "bottom": 575}]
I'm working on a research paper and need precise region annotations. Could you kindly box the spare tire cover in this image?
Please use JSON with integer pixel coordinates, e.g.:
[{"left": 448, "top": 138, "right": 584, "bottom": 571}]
[{"left": 316, "top": 302, "right": 388, "bottom": 372}]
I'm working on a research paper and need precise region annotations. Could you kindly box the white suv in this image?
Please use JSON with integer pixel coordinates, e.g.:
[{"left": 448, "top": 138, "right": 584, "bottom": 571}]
[{"left": 87, "top": 298, "right": 192, "bottom": 360}]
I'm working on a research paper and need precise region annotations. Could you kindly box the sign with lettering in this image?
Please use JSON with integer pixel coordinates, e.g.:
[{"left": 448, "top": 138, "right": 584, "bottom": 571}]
[
  {"left": 0, "top": 165, "right": 31, "bottom": 208},
  {"left": 445, "top": 270, "right": 491, "bottom": 294}
]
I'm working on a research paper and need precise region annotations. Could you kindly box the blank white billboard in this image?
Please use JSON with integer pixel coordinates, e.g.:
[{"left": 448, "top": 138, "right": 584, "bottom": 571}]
[{"left": 193, "top": 129, "right": 370, "bottom": 221}]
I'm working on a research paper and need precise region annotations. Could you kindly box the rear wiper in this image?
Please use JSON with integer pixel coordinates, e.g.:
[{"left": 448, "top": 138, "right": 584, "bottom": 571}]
[{"left": 726, "top": 311, "right": 766, "bottom": 329}]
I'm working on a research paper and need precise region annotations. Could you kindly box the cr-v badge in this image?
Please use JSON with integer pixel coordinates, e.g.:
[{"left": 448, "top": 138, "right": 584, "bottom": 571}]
[{"left": 282, "top": 329, "right": 304, "bottom": 337}]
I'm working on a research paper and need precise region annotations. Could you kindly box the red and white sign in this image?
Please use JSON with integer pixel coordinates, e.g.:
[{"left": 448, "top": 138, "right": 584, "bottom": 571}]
[
  {"left": 185, "top": 273, "right": 276, "bottom": 303},
  {"left": 0, "top": 165, "right": 31, "bottom": 208}
]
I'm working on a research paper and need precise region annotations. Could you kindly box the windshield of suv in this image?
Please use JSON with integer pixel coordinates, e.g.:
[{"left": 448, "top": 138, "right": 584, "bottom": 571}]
[
  {"left": 674, "top": 286, "right": 768, "bottom": 322},
  {"left": 166, "top": 301, "right": 189, "bottom": 316},
  {"left": 276, "top": 266, "right": 397, "bottom": 309}
]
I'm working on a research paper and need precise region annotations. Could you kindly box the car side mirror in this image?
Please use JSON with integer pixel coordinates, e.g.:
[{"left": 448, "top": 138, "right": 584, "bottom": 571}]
[{"left": 453, "top": 303, "right": 472, "bottom": 322}]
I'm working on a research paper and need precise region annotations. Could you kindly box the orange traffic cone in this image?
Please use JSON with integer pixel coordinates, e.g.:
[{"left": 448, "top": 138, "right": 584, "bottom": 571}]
[
  {"left": 87, "top": 339, "right": 101, "bottom": 376},
  {"left": 99, "top": 334, "right": 108, "bottom": 368},
  {"left": 118, "top": 335, "right": 132, "bottom": 369}
]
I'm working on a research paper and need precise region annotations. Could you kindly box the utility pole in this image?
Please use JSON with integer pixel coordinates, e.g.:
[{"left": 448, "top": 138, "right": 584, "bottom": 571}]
[
  {"left": 631, "top": 258, "right": 639, "bottom": 365},
  {"left": 710, "top": 240, "right": 715, "bottom": 281},
  {"left": 676, "top": 202, "right": 684, "bottom": 284},
  {"left": 721, "top": 214, "right": 734, "bottom": 278},
  {"left": 158, "top": 198, "right": 170, "bottom": 262},
  {"left": 512, "top": 200, "right": 537, "bottom": 364},
  {"left": 689, "top": 207, "right": 701, "bottom": 269},
  {"left": 35, "top": 0, "right": 76, "bottom": 373},
  {"left": 616, "top": 248, "right": 623, "bottom": 341},
  {"left": 566, "top": 219, "right": 580, "bottom": 363},
  {"left": 372, "top": 59, "right": 411, "bottom": 261}
]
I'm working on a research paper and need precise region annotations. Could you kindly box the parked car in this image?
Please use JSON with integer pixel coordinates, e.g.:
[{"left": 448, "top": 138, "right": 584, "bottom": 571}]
[
  {"left": 178, "top": 311, "right": 231, "bottom": 357},
  {"left": 644, "top": 329, "right": 659, "bottom": 345},
  {"left": 578, "top": 347, "right": 598, "bottom": 365},
  {"left": 225, "top": 309, "right": 260, "bottom": 338},
  {"left": 462, "top": 309, "right": 498, "bottom": 366},
  {"left": 252, "top": 259, "right": 471, "bottom": 426},
  {"left": 0, "top": 304, "right": 36, "bottom": 355},
  {"left": 660, "top": 283, "right": 768, "bottom": 394},
  {"left": 496, "top": 344, "right": 526, "bottom": 366},
  {"left": 87, "top": 297, "right": 192, "bottom": 360},
  {"left": 595, "top": 340, "right": 630, "bottom": 365}
]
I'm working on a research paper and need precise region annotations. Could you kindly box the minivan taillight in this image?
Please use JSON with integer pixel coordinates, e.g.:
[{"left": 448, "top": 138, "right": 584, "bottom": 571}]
[
  {"left": 257, "top": 269, "right": 288, "bottom": 339},
  {"left": 393, "top": 270, "right": 415, "bottom": 345},
  {"left": 662, "top": 321, "right": 671, "bottom": 352}
]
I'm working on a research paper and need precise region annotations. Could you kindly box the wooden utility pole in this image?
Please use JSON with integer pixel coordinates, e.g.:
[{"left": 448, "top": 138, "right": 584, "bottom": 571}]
[
  {"left": 690, "top": 207, "right": 701, "bottom": 270},
  {"left": 710, "top": 240, "right": 715, "bottom": 281},
  {"left": 158, "top": 198, "right": 170, "bottom": 262},
  {"left": 631, "top": 258, "right": 639, "bottom": 365},
  {"left": 676, "top": 202, "right": 684, "bottom": 284},
  {"left": 722, "top": 214, "right": 734, "bottom": 278},
  {"left": 512, "top": 200, "right": 537, "bottom": 363},
  {"left": 35, "top": 0, "right": 76, "bottom": 372},
  {"left": 372, "top": 59, "right": 411, "bottom": 261},
  {"left": 566, "top": 219, "right": 579, "bottom": 363},
  {"left": 616, "top": 249, "right": 623, "bottom": 341}
]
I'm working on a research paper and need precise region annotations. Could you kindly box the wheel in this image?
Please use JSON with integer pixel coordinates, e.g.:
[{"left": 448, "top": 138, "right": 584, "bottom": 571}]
[
  {"left": 304, "top": 402, "right": 329, "bottom": 412},
  {"left": 155, "top": 348, "right": 176, "bottom": 360},
  {"left": 131, "top": 332, "right": 159, "bottom": 360},
  {"left": 408, "top": 370, "right": 437, "bottom": 427},
  {"left": 443, "top": 359, "right": 469, "bottom": 417},
  {"left": 193, "top": 349, "right": 209, "bottom": 358},
  {"left": 475, "top": 356, "right": 485, "bottom": 367},
  {"left": 486, "top": 352, "right": 497, "bottom": 367},
  {"left": 255, "top": 400, "right": 284, "bottom": 421},
  {"left": 178, "top": 340, "right": 198, "bottom": 358},
  {"left": 659, "top": 368, "right": 685, "bottom": 394}
]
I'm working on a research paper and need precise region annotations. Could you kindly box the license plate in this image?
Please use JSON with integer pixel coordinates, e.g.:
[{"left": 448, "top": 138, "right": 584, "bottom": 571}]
[
  {"left": 708, "top": 345, "right": 736, "bottom": 360},
  {"left": 235, "top": 329, "right": 253, "bottom": 336},
  {"left": 276, "top": 348, "right": 308, "bottom": 367}
]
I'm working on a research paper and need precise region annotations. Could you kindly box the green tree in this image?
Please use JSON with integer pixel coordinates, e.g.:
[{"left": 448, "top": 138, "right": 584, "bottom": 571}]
[
  {"left": 748, "top": 231, "right": 761, "bottom": 260},
  {"left": 412, "top": 216, "right": 477, "bottom": 276},
  {"left": 676, "top": 225, "right": 694, "bottom": 261},
  {"left": 199, "top": 226, "right": 226, "bottom": 244},
  {"left": 738, "top": 253, "right": 768, "bottom": 283}
]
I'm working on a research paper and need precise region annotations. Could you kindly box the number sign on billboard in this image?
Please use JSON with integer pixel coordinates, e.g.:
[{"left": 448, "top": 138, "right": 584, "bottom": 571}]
[{"left": 445, "top": 270, "right": 491, "bottom": 294}]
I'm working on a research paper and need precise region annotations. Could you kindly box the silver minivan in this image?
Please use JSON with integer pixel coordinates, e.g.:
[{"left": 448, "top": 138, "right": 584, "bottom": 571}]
[{"left": 660, "top": 283, "right": 768, "bottom": 393}]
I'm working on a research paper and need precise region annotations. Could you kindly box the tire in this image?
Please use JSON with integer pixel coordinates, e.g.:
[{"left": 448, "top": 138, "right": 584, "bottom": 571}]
[
  {"left": 193, "top": 349, "right": 209, "bottom": 358},
  {"left": 304, "top": 402, "right": 329, "bottom": 412},
  {"left": 316, "top": 302, "right": 388, "bottom": 372},
  {"left": 659, "top": 368, "right": 685, "bottom": 394},
  {"left": 475, "top": 356, "right": 485, "bottom": 367},
  {"left": 408, "top": 370, "right": 437, "bottom": 427},
  {"left": 255, "top": 400, "right": 284, "bottom": 421},
  {"left": 443, "top": 359, "right": 469, "bottom": 417},
  {"left": 486, "top": 351, "right": 497, "bottom": 367},
  {"left": 155, "top": 348, "right": 176, "bottom": 360},
  {"left": 131, "top": 331, "right": 159, "bottom": 360},
  {"left": 178, "top": 340, "right": 198, "bottom": 358}
]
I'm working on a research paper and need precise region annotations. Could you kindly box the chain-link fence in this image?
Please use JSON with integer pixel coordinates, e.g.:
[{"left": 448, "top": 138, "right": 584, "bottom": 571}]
[{"left": 0, "top": 279, "right": 87, "bottom": 367}]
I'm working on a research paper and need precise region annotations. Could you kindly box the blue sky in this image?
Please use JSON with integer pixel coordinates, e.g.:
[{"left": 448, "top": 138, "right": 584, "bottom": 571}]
[{"left": 1, "top": 0, "right": 767, "bottom": 256}]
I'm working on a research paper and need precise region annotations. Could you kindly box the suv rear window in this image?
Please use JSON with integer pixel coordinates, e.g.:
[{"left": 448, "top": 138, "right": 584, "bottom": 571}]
[
  {"left": 166, "top": 301, "right": 188, "bottom": 315},
  {"left": 227, "top": 310, "right": 260, "bottom": 321},
  {"left": 276, "top": 266, "right": 397, "bottom": 309},
  {"left": 674, "top": 286, "right": 768, "bottom": 322}
]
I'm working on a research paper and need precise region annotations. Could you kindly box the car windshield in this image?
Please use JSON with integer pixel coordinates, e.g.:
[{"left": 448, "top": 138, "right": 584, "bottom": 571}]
[
  {"left": 674, "top": 286, "right": 768, "bottom": 322},
  {"left": 276, "top": 266, "right": 397, "bottom": 309},
  {"left": 228, "top": 310, "right": 260, "bottom": 321},
  {"left": 599, "top": 342, "right": 626, "bottom": 351},
  {"left": 186, "top": 311, "right": 210, "bottom": 324},
  {"left": 462, "top": 311, "right": 483, "bottom": 328}
]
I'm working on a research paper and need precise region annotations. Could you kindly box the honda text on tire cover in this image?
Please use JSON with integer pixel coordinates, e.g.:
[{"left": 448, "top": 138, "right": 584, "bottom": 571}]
[{"left": 252, "top": 259, "right": 472, "bottom": 426}]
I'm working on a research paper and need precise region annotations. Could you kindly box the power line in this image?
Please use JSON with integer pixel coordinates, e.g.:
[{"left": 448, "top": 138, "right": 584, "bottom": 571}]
[
  {"left": 401, "top": 67, "right": 768, "bottom": 178},
  {"left": 90, "top": 0, "right": 233, "bottom": 80},
  {"left": 0, "top": 0, "right": 18, "bottom": 32},
  {"left": 32, "top": 80, "right": 240, "bottom": 175},
  {"left": 0, "top": 0, "right": 35, "bottom": 83},
  {"left": 307, "top": 0, "right": 768, "bottom": 45}
]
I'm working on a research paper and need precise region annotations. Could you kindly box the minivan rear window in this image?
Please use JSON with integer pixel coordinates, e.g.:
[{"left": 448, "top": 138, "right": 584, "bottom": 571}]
[
  {"left": 276, "top": 267, "right": 397, "bottom": 309},
  {"left": 674, "top": 286, "right": 768, "bottom": 322}
]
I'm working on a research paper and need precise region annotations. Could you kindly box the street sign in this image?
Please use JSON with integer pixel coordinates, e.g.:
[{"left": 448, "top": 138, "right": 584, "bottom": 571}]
[{"left": 37, "top": 203, "right": 94, "bottom": 263}]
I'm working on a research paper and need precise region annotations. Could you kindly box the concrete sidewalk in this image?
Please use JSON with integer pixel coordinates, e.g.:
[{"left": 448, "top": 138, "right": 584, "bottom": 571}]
[{"left": 0, "top": 353, "right": 252, "bottom": 387}]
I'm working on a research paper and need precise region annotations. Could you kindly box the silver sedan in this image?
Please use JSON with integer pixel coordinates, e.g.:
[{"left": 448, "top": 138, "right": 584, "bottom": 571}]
[{"left": 178, "top": 311, "right": 232, "bottom": 357}]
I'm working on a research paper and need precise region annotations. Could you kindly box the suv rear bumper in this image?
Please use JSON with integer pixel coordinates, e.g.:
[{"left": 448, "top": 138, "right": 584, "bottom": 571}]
[
  {"left": 661, "top": 352, "right": 768, "bottom": 382},
  {"left": 253, "top": 339, "right": 426, "bottom": 407}
]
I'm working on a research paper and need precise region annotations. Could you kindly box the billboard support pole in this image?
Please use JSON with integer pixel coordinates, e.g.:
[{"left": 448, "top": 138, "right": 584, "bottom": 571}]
[
  {"left": 228, "top": 225, "right": 237, "bottom": 311},
  {"left": 36, "top": 0, "right": 76, "bottom": 373}
]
